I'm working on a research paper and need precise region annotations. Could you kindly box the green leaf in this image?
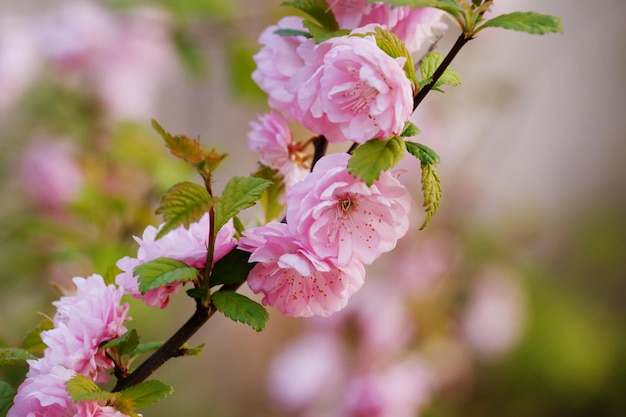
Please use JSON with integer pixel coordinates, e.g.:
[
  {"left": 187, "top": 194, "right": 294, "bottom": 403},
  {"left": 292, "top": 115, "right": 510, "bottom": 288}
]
[
  {"left": 252, "top": 164, "right": 285, "bottom": 223},
  {"left": 129, "top": 341, "right": 164, "bottom": 358},
  {"left": 365, "top": 27, "right": 418, "bottom": 90},
  {"left": 282, "top": 0, "right": 339, "bottom": 31},
  {"left": 405, "top": 141, "right": 440, "bottom": 165},
  {"left": 480, "top": 12, "right": 563, "bottom": 35},
  {"left": 348, "top": 136, "right": 405, "bottom": 186},
  {"left": 211, "top": 248, "right": 256, "bottom": 287},
  {"left": 368, "top": 0, "right": 462, "bottom": 16},
  {"left": 303, "top": 20, "right": 350, "bottom": 43},
  {"left": 273, "top": 28, "right": 312, "bottom": 38},
  {"left": 0, "top": 381, "right": 15, "bottom": 417},
  {"left": 66, "top": 374, "right": 119, "bottom": 403},
  {"left": 182, "top": 343, "right": 205, "bottom": 356},
  {"left": 100, "top": 329, "right": 139, "bottom": 356},
  {"left": 212, "top": 290, "right": 269, "bottom": 332},
  {"left": 419, "top": 162, "right": 442, "bottom": 230},
  {"left": 401, "top": 122, "right": 421, "bottom": 138},
  {"left": 20, "top": 319, "right": 54, "bottom": 356},
  {"left": 0, "top": 348, "right": 36, "bottom": 367},
  {"left": 418, "top": 51, "right": 461, "bottom": 92},
  {"left": 134, "top": 257, "right": 199, "bottom": 295},
  {"left": 120, "top": 380, "right": 173, "bottom": 408},
  {"left": 154, "top": 181, "right": 217, "bottom": 240},
  {"left": 214, "top": 176, "right": 271, "bottom": 235}
]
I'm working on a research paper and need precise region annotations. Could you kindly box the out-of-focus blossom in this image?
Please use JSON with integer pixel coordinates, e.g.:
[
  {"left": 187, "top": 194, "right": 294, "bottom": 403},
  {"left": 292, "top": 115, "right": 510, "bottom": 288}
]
[
  {"left": 287, "top": 153, "right": 411, "bottom": 265},
  {"left": 247, "top": 111, "right": 309, "bottom": 191},
  {"left": 239, "top": 222, "right": 365, "bottom": 317},
  {"left": 461, "top": 266, "right": 526, "bottom": 357},
  {"left": 116, "top": 215, "right": 237, "bottom": 308},
  {"left": 18, "top": 139, "right": 84, "bottom": 210},
  {"left": 252, "top": 16, "right": 314, "bottom": 120},
  {"left": 289, "top": 34, "right": 413, "bottom": 144}
]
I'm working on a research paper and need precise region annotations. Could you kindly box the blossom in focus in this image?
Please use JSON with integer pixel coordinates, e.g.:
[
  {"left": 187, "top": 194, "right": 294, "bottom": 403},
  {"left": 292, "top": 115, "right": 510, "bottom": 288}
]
[
  {"left": 287, "top": 153, "right": 411, "bottom": 265},
  {"left": 18, "top": 139, "right": 84, "bottom": 210},
  {"left": 247, "top": 111, "right": 309, "bottom": 191},
  {"left": 239, "top": 222, "right": 365, "bottom": 317},
  {"left": 289, "top": 33, "right": 413, "bottom": 144},
  {"left": 116, "top": 214, "right": 237, "bottom": 308},
  {"left": 252, "top": 16, "right": 314, "bottom": 120}
]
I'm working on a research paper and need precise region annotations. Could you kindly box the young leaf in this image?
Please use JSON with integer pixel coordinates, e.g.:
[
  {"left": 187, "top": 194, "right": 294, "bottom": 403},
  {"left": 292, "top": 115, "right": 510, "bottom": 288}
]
[
  {"left": 212, "top": 290, "right": 269, "bottom": 332},
  {"left": 282, "top": 0, "right": 339, "bottom": 31},
  {"left": 152, "top": 119, "right": 204, "bottom": 166},
  {"left": 214, "top": 176, "right": 271, "bottom": 234},
  {"left": 66, "top": 374, "right": 119, "bottom": 403},
  {"left": 182, "top": 343, "right": 205, "bottom": 356},
  {"left": 120, "top": 380, "right": 173, "bottom": 408},
  {"left": 418, "top": 51, "right": 461, "bottom": 92},
  {"left": 100, "top": 329, "right": 139, "bottom": 356},
  {"left": 0, "top": 348, "right": 36, "bottom": 367},
  {"left": 155, "top": 181, "right": 218, "bottom": 240},
  {"left": 419, "top": 162, "right": 442, "bottom": 230},
  {"left": 211, "top": 248, "right": 256, "bottom": 287},
  {"left": 479, "top": 12, "right": 563, "bottom": 35},
  {"left": 401, "top": 122, "right": 421, "bottom": 138},
  {"left": 366, "top": 27, "right": 418, "bottom": 90},
  {"left": 405, "top": 141, "right": 440, "bottom": 165},
  {"left": 134, "top": 257, "right": 199, "bottom": 295},
  {"left": 348, "top": 136, "right": 405, "bottom": 186},
  {"left": 0, "top": 381, "right": 15, "bottom": 417}
]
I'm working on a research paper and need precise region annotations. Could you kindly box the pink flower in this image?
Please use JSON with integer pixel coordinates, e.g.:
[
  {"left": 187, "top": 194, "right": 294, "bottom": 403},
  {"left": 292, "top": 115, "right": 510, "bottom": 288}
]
[
  {"left": 289, "top": 33, "right": 413, "bottom": 144},
  {"left": 286, "top": 153, "right": 411, "bottom": 265},
  {"left": 247, "top": 111, "right": 309, "bottom": 191},
  {"left": 239, "top": 222, "right": 365, "bottom": 317},
  {"left": 252, "top": 16, "right": 314, "bottom": 119},
  {"left": 40, "top": 275, "right": 130, "bottom": 383},
  {"left": 116, "top": 214, "right": 237, "bottom": 308},
  {"left": 391, "top": 7, "right": 448, "bottom": 53}
]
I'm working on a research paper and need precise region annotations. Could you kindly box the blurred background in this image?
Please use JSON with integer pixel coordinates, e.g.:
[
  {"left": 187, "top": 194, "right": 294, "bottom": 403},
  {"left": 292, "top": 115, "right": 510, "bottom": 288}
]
[{"left": 0, "top": 1, "right": 624, "bottom": 416}]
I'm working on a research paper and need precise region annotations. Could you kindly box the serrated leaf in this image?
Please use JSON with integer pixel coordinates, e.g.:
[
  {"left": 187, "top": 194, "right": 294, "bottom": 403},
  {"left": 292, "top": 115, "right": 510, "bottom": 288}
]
[
  {"left": 348, "top": 136, "right": 405, "bottom": 186},
  {"left": 134, "top": 257, "right": 199, "bottom": 295},
  {"left": 120, "top": 380, "right": 173, "bottom": 409},
  {"left": 0, "top": 348, "right": 36, "bottom": 367},
  {"left": 366, "top": 27, "right": 418, "bottom": 90},
  {"left": 480, "top": 12, "right": 563, "bottom": 35},
  {"left": 66, "top": 374, "right": 119, "bottom": 403},
  {"left": 152, "top": 119, "right": 204, "bottom": 165},
  {"left": 111, "top": 398, "right": 138, "bottom": 417},
  {"left": 129, "top": 341, "right": 164, "bottom": 358},
  {"left": 212, "top": 291, "right": 269, "bottom": 332},
  {"left": 401, "top": 122, "right": 421, "bottom": 138},
  {"left": 0, "top": 381, "right": 15, "bottom": 417},
  {"left": 100, "top": 329, "right": 139, "bottom": 356},
  {"left": 211, "top": 248, "right": 256, "bottom": 287},
  {"left": 405, "top": 141, "right": 440, "bottom": 165},
  {"left": 154, "top": 181, "right": 217, "bottom": 240},
  {"left": 419, "top": 162, "right": 442, "bottom": 230},
  {"left": 20, "top": 319, "right": 54, "bottom": 356},
  {"left": 252, "top": 164, "right": 286, "bottom": 223},
  {"left": 368, "top": 0, "right": 462, "bottom": 16},
  {"left": 214, "top": 177, "right": 271, "bottom": 235},
  {"left": 282, "top": 0, "right": 339, "bottom": 31},
  {"left": 418, "top": 51, "right": 461, "bottom": 92}
]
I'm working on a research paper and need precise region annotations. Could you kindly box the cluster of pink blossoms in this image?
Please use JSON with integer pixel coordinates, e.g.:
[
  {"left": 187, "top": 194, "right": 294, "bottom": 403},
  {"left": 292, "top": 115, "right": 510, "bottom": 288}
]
[
  {"left": 9, "top": 275, "right": 131, "bottom": 417},
  {"left": 243, "top": 2, "right": 447, "bottom": 317}
]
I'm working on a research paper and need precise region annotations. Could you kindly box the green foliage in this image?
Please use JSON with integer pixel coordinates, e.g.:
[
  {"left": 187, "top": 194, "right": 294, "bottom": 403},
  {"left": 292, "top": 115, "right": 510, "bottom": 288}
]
[
  {"left": 154, "top": 181, "right": 218, "bottom": 240},
  {"left": 419, "top": 162, "right": 442, "bottom": 230},
  {"left": 252, "top": 165, "right": 286, "bottom": 223},
  {"left": 120, "top": 380, "right": 174, "bottom": 409},
  {"left": 214, "top": 176, "right": 271, "bottom": 235},
  {"left": 173, "top": 30, "right": 206, "bottom": 76},
  {"left": 100, "top": 329, "right": 139, "bottom": 356},
  {"left": 20, "top": 319, "right": 53, "bottom": 357},
  {"left": 303, "top": 20, "right": 350, "bottom": 43},
  {"left": 182, "top": 343, "right": 205, "bottom": 356},
  {"left": 405, "top": 141, "right": 440, "bottom": 165},
  {"left": 134, "top": 258, "right": 199, "bottom": 295},
  {"left": 282, "top": 0, "right": 339, "bottom": 31},
  {"left": 401, "top": 122, "right": 421, "bottom": 138},
  {"left": 274, "top": 28, "right": 312, "bottom": 38},
  {"left": 129, "top": 342, "right": 164, "bottom": 358},
  {"left": 66, "top": 374, "right": 119, "bottom": 403},
  {"left": 418, "top": 52, "right": 462, "bottom": 92},
  {"left": 212, "top": 291, "right": 269, "bottom": 332},
  {"left": 348, "top": 136, "right": 406, "bottom": 186},
  {"left": 0, "top": 381, "right": 15, "bottom": 417},
  {"left": 210, "top": 248, "right": 256, "bottom": 287},
  {"left": 0, "top": 348, "right": 36, "bottom": 368},
  {"left": 365, "top": 27, "right": 419, "bottom": 91},
  {"left": 479, "top": 11, "right": 563, "bottom": 35}
]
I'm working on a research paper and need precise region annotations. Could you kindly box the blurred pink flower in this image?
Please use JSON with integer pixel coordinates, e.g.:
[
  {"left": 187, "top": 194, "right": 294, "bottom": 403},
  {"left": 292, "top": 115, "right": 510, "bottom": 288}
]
[
  {"left": 18, "top": 139, "right": 84, "bottom": 210},
  {"left": 239, "top": 222, "right": 365, "bottom": 317},
  {"left": 247, "top": 111, "right": 309, "bottom": 191},
  {"left": 40, "top": 275, "right": 130, "bottom": 383},
  {"left": 116, "top": 214, "right": 237, "bottom": 308},
  {"left": 252, "top": 16, "right": 314, "bottom": 119},
  {"left": 289, "top": 34, "right": 413, "bottom": 144},
  {"left": 287, "top": 153, "right": 411, "bottom": 265}
]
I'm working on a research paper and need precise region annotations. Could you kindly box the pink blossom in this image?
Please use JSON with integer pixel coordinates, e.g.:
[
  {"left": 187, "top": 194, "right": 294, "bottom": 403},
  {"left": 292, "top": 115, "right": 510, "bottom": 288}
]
[
  {"left": 116, "top": 214, "right": 237, "bottom": 308},
  {"left": 247, "top": 111, "right": 309, "bottom": 191},
  {"left": 289, "top": 33, "right": 413, "bottom": 144},
  {"left": 239, "top": 222, "right": 365, "bottom": 317},
  {"left": 252, "top": 16, "right": 314, "bottom": 119},
  {"left": 40, "top": 275, "right": 130, "bottom": 383},
  {"left": 18, "top": 139, "right": 84, "bottom": 210},
  {"left": 286, "top": 153, "right": 411, "bottom": 265}
]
